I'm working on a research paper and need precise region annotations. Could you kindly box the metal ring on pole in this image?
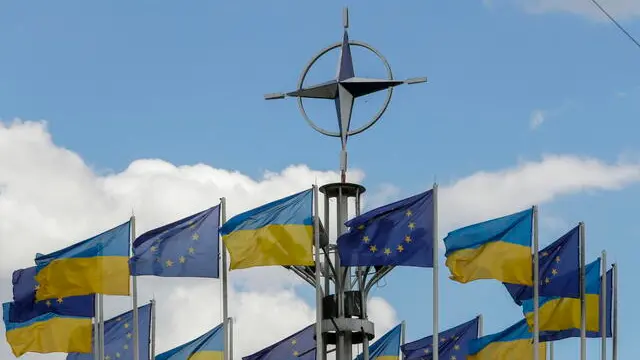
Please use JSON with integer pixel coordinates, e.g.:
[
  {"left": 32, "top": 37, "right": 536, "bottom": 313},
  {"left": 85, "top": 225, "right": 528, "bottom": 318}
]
[{"left": 296, "top": 40, "right": 395, "bottom": 138}]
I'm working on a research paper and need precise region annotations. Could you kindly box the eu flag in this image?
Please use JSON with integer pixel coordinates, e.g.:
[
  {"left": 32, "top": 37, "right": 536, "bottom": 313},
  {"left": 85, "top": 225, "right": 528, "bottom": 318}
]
[
  {"left": 243, "top": 324, "right": 316, "bottom": 360},
  {"left": 9, "top": 267, "right": 94, "bottom": 323},
  {"left": 401, "top": 316, "right": 479, "bottom": 360},
  {"left": 67, "top": 303, "right": 152, "bottom": 360},
  {"left": 130, "top": 205, "right": 220, "bottom": 278},
  {"left": 503, "top": 225, "right": 580, "bottom": 305},
  {"left": 337, "top": 190, "right": 434, "bottom": 267}
]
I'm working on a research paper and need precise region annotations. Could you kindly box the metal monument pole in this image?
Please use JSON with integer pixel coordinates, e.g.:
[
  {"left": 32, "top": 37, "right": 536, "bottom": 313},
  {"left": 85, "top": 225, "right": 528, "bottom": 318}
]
[{"left": 265, "top": 8, "right": 426, "bottom": 360}]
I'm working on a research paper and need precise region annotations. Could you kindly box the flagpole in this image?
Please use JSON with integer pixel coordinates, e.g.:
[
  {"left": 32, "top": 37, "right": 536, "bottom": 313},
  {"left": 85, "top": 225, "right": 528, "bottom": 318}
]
[
  {"left": 532, "top": 205, "right": 540, "bottom": 360},
  {"left": 478, "top": 314, "right": 483, "bottom": 337},
  {"left": 550, "top": 342, "right": 554, "bottom": 360},
  {"left": 228, "top": 316, "right": 234, "bottom": 360},
  {"left": 220, "top": 197, "right": 231, "bottom": 360},
  {"left": 150, "top": 299, "right": 156, "bottom": 360},
  {"left": 401, "top": 320, "right": 406, "bottom": 345},
  {"left": 131, "top": 215, "right": 140, "bottom": 360},
  {"left": 99, "top": 293, "right": 105, "bottom": 360},
  {"left": 612, "top": 263, "right": 618, "bottom": 360},
  {"left": 579, "top": 222, "right": 587, "bottom": 360},
  {"left": 312, "top": 185, "right": 324, "bottom": 360},
  {"left": 601, "top": 250, "right": 607, "bottom": 360},
  {"left": 94, "top": 297, "right": 99, "bottom": 360},
  {"left": 432, "top": 183, "right": 439, "bottom": 360}
]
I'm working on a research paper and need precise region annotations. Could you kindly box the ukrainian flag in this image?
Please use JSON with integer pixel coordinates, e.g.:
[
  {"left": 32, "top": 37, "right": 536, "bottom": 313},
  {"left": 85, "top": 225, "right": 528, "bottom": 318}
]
[
  {"left": 2, "top": 302, "right": 93, "bottom": 357},
  {"left": 220, "top": 189, "right": 314, "bottom": 270},
  {"left": 522, "top": 258, "right": 602, "bottom": 334},
  {"left": 355, "top": 324, "right": 402, "bottom": 360},
  {"left": 35, "top": 221, "right": 131, "bottom": 300},
  {"left": 468, "top": 319, "right": 546, "bottom": 360},
  {"left": 444, "top": 208, "right": 534, "bottom": 285},
  {"left": 156, "top": 323, "right": 224, "bottom": 360}
]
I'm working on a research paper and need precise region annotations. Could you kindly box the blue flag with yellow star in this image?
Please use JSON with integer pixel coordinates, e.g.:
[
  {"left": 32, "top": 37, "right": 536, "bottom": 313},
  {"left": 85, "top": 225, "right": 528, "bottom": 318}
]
[
  {"left": 503, "top": 224, "right": 580, "bottom": 305},
  {"left": 243, "top": 324, "right": 316, "bottom": 360},
  {"left": 401, "top": 316, "right": 479, "bottom": 360},
  {"left": 8, "top": 266, "right": 94, "bottom": 323},
  {"left": 130, "top": 205, "right": 220, "bottom": 278},
  {"left": 337, "top": 190, "right": 434, "bottom": 267},
  {"left": 67, "top": 303, "right": 152, "bottom": 360}
]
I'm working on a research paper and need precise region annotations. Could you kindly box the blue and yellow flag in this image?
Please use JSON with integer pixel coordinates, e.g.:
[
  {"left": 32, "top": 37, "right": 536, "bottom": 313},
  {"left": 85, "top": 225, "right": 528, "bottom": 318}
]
[
  {"left": 522, "top": 258, "right": 605, "bottom": 336},
  {"left": 67, "top": 303, "right": 152, "bottom": 360},
  {"left": 468, "top": 319, "right": 546, "bottom": 360},
  {"left": 503, "top": 225, "right": 580, "bottom": 305},
  {"left": 35, "top": 221, "right": 131, "bottom": 300},
  {"left": 220, "top": 189, "right": 314, "bottom": 270},
  {"left": 3, "top": 302, "right": 93, "bottom": 357},
  {"left": 8, "top": 266, "right": 94, "bottom": 323},
  {"left": 355, "top": 324, "right": 402, "bottom": 360},
  {"left": 444, "top": 208, "right": 533, "bottom": 285},
  {"left": 401, "top": 316, "right": 479, "bottom": 360},
  {"left": 538, "top": 266, "right": 613, "bottom": 341},
  {"left": 156, "top": 322, "right": 224, "bottom": 360},
  {"left": 337, "top": 190, "right": 434, "bottom": 267},
  {"left": 130, "top": 205, "right": 220, "bottom": 278},
  {"left": 243, "top": 323, "right": 316, "bottom": 360}
]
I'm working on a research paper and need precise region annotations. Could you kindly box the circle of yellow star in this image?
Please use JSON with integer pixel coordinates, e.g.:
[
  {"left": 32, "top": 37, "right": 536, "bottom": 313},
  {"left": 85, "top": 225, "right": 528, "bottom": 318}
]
[
  {"left": 396, "top": 244, "right": 404, "bottom": 252},
  {"left": 369, "top": 245, "right": 377, "bottom": 253},
  {"left": 179, "top": 256, "right": 186, "bottom": 263},
  {"left": 405, "top": 235, "right": 412, "bottom": 243},
  {"left": 165, "top": 260, "right": 174, "bottom": 267},
  {"left": 192, "top": 233, "right": 200, "bottom": 241},
  {"left": 384, "top": 248, "right": 392, "bottom": 256},
  {"left": 362, "top": 235, "right": 370, "bottom": 243}
]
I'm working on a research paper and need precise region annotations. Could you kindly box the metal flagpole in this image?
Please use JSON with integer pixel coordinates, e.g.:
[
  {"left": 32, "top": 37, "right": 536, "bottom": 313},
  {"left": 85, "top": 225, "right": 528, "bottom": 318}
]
[
  {"left": 313, "top": 185, "right": 324, "bottom": 360},
  {"left": 94, "top": 297, "right": 99, "bottom": 360},
  {"left": 150, "top": 299, "right": 156, "bottom": 360},
  {"left": 99, "top": 294, "right": 105, "bottom": 360},
  {"left": 401, "top": 320, "right": 406, "bottom": 345},
  {"left": 131, "top": 215, "right": 140, "bottom": 360},
  {"left": 228, "top": 317, "right": 234, "bottom": 359},
  {"left": 432, "top": 184, "right": 439, "bottom": 360},
  {"left": 478, "top": 314, "right": 483, "bottom": 337},
  {"left": 220, "top": 197, "right": 231, "bottom": 360},
  {"left": 601, "top": 250, "right": 607, "bottom": 360},
  {"left": 532, "top": 206, "right": 540, "bottom": 360},
  {"left": 612, "top": 263, "right": 618, "bottom": 360},
  {"left": 580, "top": 222, "right": 587, "bottom": 360},
  {"left": 550, "top": 342, "right": 554, "bottom": 360}
]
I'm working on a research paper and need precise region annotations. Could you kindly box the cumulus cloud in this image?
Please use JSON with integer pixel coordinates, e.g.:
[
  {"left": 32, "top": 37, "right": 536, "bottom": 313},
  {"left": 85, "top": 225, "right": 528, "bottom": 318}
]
[
  {"left": 2, "top": 119, "right": 640, "bottom": 359},
  {"left": 516, "top": 0, "right": 640, "bottom": 20}
]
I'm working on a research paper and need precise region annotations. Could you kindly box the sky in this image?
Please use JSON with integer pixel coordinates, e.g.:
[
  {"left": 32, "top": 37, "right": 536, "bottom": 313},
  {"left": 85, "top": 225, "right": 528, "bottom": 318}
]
[{"left": 0, "top": 0, "right": 639, "bottom": 359}]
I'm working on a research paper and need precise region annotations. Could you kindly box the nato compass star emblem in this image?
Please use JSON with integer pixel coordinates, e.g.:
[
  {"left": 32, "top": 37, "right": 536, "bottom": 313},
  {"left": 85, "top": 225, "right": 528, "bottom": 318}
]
[{"left": 265, "top": 8, "right": 426, "bottom": 181}]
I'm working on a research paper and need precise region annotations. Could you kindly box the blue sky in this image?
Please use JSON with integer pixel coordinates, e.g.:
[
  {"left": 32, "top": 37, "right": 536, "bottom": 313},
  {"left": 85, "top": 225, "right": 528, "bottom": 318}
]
[{"left": 1, "top": 1, "right": 639, "bottom": 359}]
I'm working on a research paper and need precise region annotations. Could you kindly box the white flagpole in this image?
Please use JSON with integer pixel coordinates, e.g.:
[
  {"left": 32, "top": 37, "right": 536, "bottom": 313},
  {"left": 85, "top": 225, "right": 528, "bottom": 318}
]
[
  {"left": 220, "top": 198, "right": 231, "bottom": 360},
  {"left": 98, "top": 294, "right": 105, "bottom": 360},
  {"left": 432, "top": 184, "right": 439, "bottom": 360},
  {"left": 131, "top": 215, "right": 140, "bottom": 360},
  {"left": 150, "top": 299, "right": 156, "bottom": 360},
  {"left": 601, "top": 250, "right": 607, "bottom": 360},
  {"left": 612, "top": 263, "right": 618, "bottom": 360},
  {"left": 580, "top": 222, "right": 587, "bottom": 360},
  {"left": 533, "top": 206, "right": 540, "bottom": 360},
  {"left": 93, "top": 297, "right": 99, "bottom": 360},
  {"left": 313, "top": 185, "right": 324, "bottom": 360}
]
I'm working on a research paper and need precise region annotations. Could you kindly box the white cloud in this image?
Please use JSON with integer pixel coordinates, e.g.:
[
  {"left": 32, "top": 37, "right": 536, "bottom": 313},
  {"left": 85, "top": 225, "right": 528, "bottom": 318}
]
[
  {"left": 516, "top": 0, "right": 640, "bottom": 20},
  {"left": 440, "top": 154, "right": 640, "bottom": 233},
  {"left": 529, "top": 109, "right": 546, "bottom": 130},
  {"left": 2, "top": 119, "right": 640, "bottom": 359}
]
